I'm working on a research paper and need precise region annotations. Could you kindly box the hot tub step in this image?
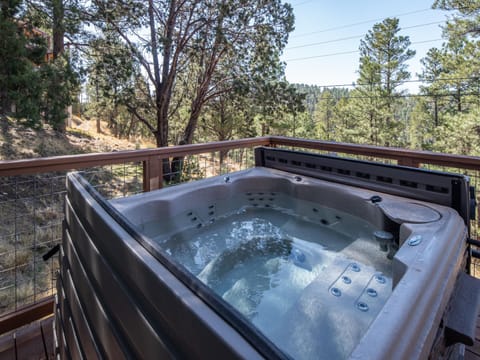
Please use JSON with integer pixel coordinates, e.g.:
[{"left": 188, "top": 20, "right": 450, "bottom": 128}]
[{"left": 445, "top": 272, "right": 480, "bottom": 347}]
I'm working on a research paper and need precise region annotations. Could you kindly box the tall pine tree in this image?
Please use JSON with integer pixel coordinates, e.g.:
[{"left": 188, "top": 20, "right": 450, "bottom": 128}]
[{"left": 351, "top": 18, "right": 415, "bottom": 146}]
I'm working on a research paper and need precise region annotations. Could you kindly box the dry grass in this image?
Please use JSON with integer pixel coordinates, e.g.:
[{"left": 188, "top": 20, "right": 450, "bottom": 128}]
[
  {"left": 0, "top": 115, "right": 151, "bottom": 313},
  {"left": 0, "top": 115, "right": 155, "bottom": 161}
]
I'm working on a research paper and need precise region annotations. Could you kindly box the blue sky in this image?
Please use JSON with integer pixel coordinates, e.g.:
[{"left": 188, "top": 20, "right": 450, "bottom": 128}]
[{"left": 282, "top": 0, "right": 449, "bottom": 92}]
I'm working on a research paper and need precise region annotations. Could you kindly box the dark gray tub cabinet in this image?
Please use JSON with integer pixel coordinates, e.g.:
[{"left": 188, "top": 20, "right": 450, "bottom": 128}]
[{"left": 57, "top": 173, "right": 264, "bottom": 359}]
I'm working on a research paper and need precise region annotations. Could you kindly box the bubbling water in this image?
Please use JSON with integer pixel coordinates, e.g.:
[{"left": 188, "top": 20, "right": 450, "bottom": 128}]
[{"left": 154, "top": 198, "right": 393, "bottom": 359}]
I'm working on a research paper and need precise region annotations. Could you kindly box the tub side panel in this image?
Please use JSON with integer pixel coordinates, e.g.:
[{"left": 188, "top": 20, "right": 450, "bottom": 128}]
[
  {"left": 64, "top": 198, "right": 176, "bottom": 359},
  {"left": 64, "top": 173, "right": 264, "bottom": 360},
  {"left": 56, "top": 267, "right": 101, "bottom": 359},
  {"left": 60, "top": 232, "right": 130, "bottom": 360}
]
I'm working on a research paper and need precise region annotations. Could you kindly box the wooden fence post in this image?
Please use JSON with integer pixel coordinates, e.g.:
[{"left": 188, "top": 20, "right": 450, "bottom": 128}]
[{"left": 143, "top": 156, "right": 163, "bottom": 191}]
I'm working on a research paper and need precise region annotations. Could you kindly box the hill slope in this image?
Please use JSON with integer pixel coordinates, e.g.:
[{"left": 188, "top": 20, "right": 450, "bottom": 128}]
[{"left": 0, "top": 116, "right": 154, "bottom": 160}]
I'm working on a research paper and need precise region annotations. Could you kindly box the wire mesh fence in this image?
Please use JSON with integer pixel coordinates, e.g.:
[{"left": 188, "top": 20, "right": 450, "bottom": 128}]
[
  {"left": 163, "top": 148, "right": 257, "bottom": 187},
  {"left": 0, "top": 148, "right": 257, "bottom": 315},
  {"left": 0, "top": 161, "right": 143, "bottom": 314}
]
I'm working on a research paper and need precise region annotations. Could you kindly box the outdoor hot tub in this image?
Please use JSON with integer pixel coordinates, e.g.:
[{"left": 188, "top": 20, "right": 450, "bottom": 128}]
[{"left": 56, "top": 147, "right": 480, "bottom": 359}]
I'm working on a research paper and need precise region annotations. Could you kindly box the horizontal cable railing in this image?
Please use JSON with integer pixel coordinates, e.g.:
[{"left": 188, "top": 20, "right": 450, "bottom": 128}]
[{"left": 0, "top": 135, "right": 480, "bottom": 322}]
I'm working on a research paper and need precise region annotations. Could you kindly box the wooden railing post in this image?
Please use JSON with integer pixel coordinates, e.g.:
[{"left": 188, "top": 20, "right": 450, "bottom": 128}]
[{"left": 143, "top": 156, "right": 163, "bottom": 192}]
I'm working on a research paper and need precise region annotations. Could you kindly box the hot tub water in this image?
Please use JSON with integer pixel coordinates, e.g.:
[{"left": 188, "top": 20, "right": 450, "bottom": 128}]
[{"left": 145, "top": 194, "right": 393, "bottom": 359}]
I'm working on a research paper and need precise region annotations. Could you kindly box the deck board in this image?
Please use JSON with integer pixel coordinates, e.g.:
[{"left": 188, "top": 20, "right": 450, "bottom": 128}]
[
  {"left": 0, "top": 316, "right": 54, "bottom": 360},
  {"left": 466, "top": 349, "right": 479, "bottom": 359},
  {"left": 0, "top": 333, "right": 15, "bottom": 360},
  {"left": 465, "top": 314, "right": 480, "bottom": 359}
]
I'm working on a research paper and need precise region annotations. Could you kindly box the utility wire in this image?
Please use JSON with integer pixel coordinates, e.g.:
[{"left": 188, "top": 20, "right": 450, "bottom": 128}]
[
  {"left": 285, "top": 38, "right": 443, "bottom": 62},
  {"left": 286, "top": 21, "right": 445, "bottom": 50},
  {"left": 307, "top": 76, "right": 480, "bottom": 89},
  {"left": 285, "top": 49, "right": 358, "bottom": 61},
  {"left": 314, "top": 92, "right": 480, "bottom": 100},
  {"left": 291, "top": 8, "right": 436, "bottom": 38}
]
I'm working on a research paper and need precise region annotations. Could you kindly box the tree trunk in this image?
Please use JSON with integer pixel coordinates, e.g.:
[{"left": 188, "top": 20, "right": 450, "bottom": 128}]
[
  {"left": 183, "top": 98, "right": 204, "bottom": 145},
  {"left": 148, "top": 0, "right": 177, "bottom": 183},
  {"left": 52, "top": 0, "right": 64, "bottom": 59},
  {"left": 456, "top": 87, "right": 462, "bottom": 112},
  {"left": 52, "top": 0, "right": 68, "bottom": 132}
]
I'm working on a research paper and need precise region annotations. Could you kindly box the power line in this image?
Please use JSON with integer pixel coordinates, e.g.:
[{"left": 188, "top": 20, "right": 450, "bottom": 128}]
[
  {"left": 291, "top": 8, "right": 435, "bottom": 38},
  {"left": 296, "top": 77, "right": 480, "bottom": 89},
  {"left": 286, "top": 21, "right": 445, "bottom": 51},
  {"left": 285, "top": 49, "right": 359, "bottom": 62},
  {"left": 287, "top": 35, "right": 365, "bottom": 51},
  {"left": 314, "top": 92, "right": 480, "bottom": 100},
  {"left": 285, "top": 38, "right": 443, "bottom": 62}
]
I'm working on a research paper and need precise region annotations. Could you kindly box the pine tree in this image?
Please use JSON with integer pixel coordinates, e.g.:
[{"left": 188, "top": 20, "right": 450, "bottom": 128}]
[
  {"left": 416, "top": 0, "right": 480, "bottom": 154},
  {"left": 0, "top": 0, "right": 45, "bottom": 125},
  {"left": 353, "top": 17, "right": 415, "bottom": 146},
  {"left": 434, "top": 0, "right": 480, "bottom": 38}
]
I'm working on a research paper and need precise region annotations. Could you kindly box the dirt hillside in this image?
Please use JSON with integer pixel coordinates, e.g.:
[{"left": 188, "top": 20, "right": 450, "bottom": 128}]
[{"left": 0, "top": 116, "right": 155, "bottom": 160}]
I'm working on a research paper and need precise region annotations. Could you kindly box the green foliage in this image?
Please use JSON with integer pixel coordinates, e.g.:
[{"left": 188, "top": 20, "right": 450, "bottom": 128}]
[
  {"left": 84, "top": 33, "right": 152, "bottom": 139},
  {"left": 0, "top": 0, "right": 43, "bottom": 123},
  {"left": 433, "top": 0, "right": 480, "bottom": 38},
  {"left": 41, "top": 56, "right": 78, "bottom": 130},
  {"left": 4, "top": 0, "right": 480, "bottom": 159},
  {"left": 314, "top": 89, "right": 340, "bottom": 140},
  {"left": 85, "top": 0, "right": 296, "bottom": 149},
  {"left": 410, "top": 1, "right": 480, "bottom": 154},
  {"left": 432, "top": 108, "right": 480, "bottom": 155},
  {"left": 0, "top": 0, "right": 79, "bottom": 131},
  {"left": 348, "top": 18, "right": 415, "bottom": 146}
]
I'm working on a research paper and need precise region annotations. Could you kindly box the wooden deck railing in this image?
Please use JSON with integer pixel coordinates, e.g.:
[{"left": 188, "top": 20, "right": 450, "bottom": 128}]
[
  {"left": 1, "top": 135, "right": 480, "bottom": 332},
  {"left": 2, "top": 135, "right": 480, "bottom": 177}
]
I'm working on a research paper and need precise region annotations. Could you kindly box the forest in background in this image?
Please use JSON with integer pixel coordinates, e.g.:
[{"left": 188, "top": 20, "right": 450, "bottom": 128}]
[{"left": 1, "top": 0, "right": 480, "bottom": 158}]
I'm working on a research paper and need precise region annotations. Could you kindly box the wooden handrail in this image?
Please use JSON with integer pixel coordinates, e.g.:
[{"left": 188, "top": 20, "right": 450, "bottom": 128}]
[
  {"left": 0, "top": 137, "right": 271, "bottom": 176},
  {"left": 269, "top": 136, "right": 480, "bottom": 171},
  {"left": 2, "top": 136, "right": 480, "bottom": 176},
  {"left": 0, "top": 296, "right": 54, "bottom": 335}
]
